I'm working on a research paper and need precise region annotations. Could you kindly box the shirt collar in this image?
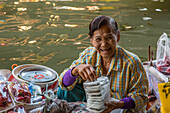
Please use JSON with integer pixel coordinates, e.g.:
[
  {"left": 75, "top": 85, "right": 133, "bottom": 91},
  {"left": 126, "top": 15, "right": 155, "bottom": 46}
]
[{"left": 95, "top": 52, "right": 101, "bottom": 68}]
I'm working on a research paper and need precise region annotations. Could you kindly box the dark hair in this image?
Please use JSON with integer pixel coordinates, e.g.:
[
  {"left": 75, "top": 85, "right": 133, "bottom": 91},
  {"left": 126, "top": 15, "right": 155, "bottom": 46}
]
[{"left": 88, "top": 16, "right": 118, "bottom": 38}]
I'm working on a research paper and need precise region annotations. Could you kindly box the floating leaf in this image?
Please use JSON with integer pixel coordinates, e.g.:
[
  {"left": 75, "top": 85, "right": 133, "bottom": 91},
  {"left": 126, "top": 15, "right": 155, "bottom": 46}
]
[
  {"left": 140, "top": 25, "right": 144, "bottom": 27},
  {"left": 17, "top": 8, "right": 27, "bottom": 11},
  {"left": 99, "top": 0, "right": 119, "bottom": 2},
  {"left": 120, "top": 24, "right": 136, "bottom": 31},
  {"left": 155, "top": 9, "right": 162, "bottom": 12},
  {"left": 139, "top": 8, "right": 147, "bottom": 11},
  {"left": 147, "top": 23, "right": 153, "bottom": 26},
  {"left": 101, "top": 6, "right": 115, "bottom": 10},
  {"left": 143, "top": 17, "right": 152, "bottom": 20}
]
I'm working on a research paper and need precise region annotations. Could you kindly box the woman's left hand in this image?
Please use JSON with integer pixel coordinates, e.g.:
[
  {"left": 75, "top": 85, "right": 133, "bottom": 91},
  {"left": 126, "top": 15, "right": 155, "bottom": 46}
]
[{"left": 101, "top": 101, "right": 124, "bottom": 113}]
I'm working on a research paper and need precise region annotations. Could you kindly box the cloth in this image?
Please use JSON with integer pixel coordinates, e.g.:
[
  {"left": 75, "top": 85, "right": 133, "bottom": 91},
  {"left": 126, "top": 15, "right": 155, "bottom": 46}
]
[
  {"left": 63, "top": 68, "right": 78, "bottom": 86},
  {"left": 57, "top": 83, "right": 86, "bottom": 102},
  {"left": 44, "top": 99, "right": 89, "bottom": 113},
  {"left": 58, "top": 46, "right": 148, "bottom": 112},
  {"left": 120, "top": 97, "right": 135, "bottom": 109}
]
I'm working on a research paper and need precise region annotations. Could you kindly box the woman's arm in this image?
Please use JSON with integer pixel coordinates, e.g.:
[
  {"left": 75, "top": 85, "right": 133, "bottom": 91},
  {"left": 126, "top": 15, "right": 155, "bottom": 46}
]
[
  {"left": 58, "top": 47, "right": 97, "bottom": 90},
  {"left": 62, "top": 68, "right": 78, "bottom": 86}
]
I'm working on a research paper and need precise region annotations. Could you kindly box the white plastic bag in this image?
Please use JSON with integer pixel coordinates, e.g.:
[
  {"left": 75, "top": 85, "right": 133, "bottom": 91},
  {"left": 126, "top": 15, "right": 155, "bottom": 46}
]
[{"left": 156, "top": 33, "right": 170, "bottom": 75}]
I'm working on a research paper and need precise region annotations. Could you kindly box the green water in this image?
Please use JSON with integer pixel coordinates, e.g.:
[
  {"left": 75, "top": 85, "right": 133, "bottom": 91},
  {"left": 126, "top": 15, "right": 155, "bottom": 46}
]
[{"left": 0, "top": 0, "right": 170, "bottom": 74}]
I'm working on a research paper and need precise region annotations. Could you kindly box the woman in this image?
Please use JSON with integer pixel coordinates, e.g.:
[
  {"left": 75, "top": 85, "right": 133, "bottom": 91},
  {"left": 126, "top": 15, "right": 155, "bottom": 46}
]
[{"left": 57, "top": 16, "right": 148, "bottom": 112}]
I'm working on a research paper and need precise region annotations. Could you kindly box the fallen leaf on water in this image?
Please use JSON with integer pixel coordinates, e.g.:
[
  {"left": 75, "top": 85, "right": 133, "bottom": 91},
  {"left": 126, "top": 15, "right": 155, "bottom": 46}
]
[
  {"left": 28, "top": 40, "right": 37, "bottom": 44},
  {"left": 101, "top": 6, "right": 115, "bottom": 10},
  {"left": 17, "top": 8, "right": 27, "bottom": 11},
  {"left": 86, "top": 6, "right": 99, "bottom": 10},
  {"left": 140, "top": 25, "right": 144, "bottom": 27},
  {"left": 74, "top": 42, "right": 81, "bottom": 45},
  {"left": 120, "top": 24, "right": 136, "bottom": 31},
  {"left": 147, "top": 23, "right": 153, "bottom": 26},
  {"left": 143, "top": 17, "right": 152, "bottom": 20},
  {"left": 0, "top": 58, "right": 5, "bottom": 61},
  {"left": 155, "top": 9, "right": 162, "bottom": 12},
  {"left": 139, "top": 8, "right": 147, "bottom": 11},
  {"left": 64, "top": 24, "right": 78, "bottom": 27}
]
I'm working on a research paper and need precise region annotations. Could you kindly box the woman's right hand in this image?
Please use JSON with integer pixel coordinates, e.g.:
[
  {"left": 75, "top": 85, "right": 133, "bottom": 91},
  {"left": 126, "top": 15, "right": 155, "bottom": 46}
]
[{"left": 71, "top": 64, "right": 97, "bottom": 81}]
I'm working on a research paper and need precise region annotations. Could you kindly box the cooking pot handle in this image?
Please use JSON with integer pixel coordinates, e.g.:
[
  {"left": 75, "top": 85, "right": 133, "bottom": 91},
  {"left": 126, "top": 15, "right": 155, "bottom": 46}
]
[{"left": 11, "top": 64, "right": 18, "bottom": 70}]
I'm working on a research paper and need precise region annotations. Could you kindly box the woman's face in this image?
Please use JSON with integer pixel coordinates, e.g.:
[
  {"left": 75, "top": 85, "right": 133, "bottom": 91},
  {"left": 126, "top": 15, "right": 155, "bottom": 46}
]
[{"left": 90, "top": 24, "right": 120, "bottom": 59}]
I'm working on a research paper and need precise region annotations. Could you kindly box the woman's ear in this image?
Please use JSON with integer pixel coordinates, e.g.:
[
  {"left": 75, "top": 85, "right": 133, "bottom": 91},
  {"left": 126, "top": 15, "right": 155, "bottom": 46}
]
[
  {"left": 117, "top": 30, "right": 120, "bottom": 42},
  {"left": 90, "top": 36, "right": 93, "bottom": 43}
]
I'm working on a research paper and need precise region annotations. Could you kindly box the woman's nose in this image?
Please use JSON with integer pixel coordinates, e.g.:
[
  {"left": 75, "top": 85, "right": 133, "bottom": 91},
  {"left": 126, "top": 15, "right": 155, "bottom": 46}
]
[{"left": 101, "top": 39, "right": 107, "bottom": 46}]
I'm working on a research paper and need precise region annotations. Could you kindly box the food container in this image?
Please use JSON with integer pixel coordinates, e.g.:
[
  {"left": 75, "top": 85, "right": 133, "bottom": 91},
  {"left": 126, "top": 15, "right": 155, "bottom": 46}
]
[
  {"left": 0, "top": 81, "right": 15, "bottom": 112},
  {"left": 8, "top": 82, "right": 45, "bottom": 111},
  {"left": 12, "top": 64, "right": 58, "bottom": 88}
]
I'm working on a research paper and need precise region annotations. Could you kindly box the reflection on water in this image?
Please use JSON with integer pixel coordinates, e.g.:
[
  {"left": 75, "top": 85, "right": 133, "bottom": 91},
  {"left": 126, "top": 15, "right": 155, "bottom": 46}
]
[{"left": 0, "top": 0, "right": 170, "bottom": 73}]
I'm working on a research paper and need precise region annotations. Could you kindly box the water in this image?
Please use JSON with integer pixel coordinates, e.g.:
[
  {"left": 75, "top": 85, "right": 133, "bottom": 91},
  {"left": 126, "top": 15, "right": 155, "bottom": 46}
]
[{"left": 0, "top": 0, "right": 170, "bottom": 74}]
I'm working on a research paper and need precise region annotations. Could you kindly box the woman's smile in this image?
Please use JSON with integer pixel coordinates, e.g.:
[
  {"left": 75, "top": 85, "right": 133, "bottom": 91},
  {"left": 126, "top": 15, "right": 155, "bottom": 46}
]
[{"left": 100, "top": 48, "right": 111, "bottom": 53}]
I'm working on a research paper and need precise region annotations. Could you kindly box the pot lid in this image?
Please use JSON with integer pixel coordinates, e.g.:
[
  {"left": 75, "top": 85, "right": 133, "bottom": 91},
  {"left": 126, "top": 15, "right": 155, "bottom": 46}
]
[{"left": 19, "top": 67, "right": 57, "bottom": 83}]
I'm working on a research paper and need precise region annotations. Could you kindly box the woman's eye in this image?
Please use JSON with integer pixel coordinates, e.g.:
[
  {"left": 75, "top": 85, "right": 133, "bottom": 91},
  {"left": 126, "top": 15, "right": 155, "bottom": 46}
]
[
  {"left": 108, "top": 37, "right": 112, "bottom": 39},
  {"left": 95, "top": 38, "right": 101, "bottom": 42}
]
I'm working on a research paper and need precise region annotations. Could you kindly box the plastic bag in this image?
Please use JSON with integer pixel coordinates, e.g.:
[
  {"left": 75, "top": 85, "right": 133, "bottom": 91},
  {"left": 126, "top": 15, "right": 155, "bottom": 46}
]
[
  {"left": 8, "top": 82, "right": 43, "bottom": 104},
  {"left": 8, "top": 82, "right": 32, "bottom": 103},
  {"left": 84, "top": 76, "right": 110, "bottom": 113},
  {"left": 7, "top": 105, "right": 26, "bottom": 113},
  {"left": 0, "top": 82, "right": 15, "bottom": 112},
  {"left": 156, "top": 33, "right": 170, "bottom": 75},
  {"left": 0, "top": 69, "right": 11, "bottom": 81}
]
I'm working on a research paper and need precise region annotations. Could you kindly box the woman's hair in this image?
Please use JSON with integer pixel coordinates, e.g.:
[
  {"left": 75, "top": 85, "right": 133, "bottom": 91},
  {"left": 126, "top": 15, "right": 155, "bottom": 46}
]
[{"left": 88, "top": 16, "right": 118, "bottom": 38}]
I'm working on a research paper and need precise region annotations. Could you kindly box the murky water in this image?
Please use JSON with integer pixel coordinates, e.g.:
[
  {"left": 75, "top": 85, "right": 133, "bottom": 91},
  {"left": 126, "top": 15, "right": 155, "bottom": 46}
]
[{"left": 0, "top": 0, "right": 170, "bottom": 73}]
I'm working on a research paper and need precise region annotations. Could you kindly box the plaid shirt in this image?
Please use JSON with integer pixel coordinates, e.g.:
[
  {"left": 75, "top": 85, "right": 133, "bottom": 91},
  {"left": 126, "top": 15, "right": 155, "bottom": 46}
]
[{"left": 58, "top": 46, "right": 148, "bottom": 112}]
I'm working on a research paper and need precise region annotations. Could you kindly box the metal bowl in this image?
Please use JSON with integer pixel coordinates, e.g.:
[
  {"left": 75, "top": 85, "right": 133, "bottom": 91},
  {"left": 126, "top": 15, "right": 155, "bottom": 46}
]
[
  {"left": 12, "top": 64, "right": 58, "bottom": 88},
  {"left": 19, "top": 66, "right": 57, "bottom": 83}
]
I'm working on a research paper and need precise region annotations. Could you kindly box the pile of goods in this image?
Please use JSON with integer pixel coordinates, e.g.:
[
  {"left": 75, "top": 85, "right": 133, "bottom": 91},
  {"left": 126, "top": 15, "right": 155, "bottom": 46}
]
[
  {"left": 0, "top": 82, "right": 13, "bottom": 107},
  {"left": 147, "top": 33, "right": 170, "bottom": 112},
  {"left": 9, "top": 83, "right": 31, "bottom": 103},
  {"left": 43, "top": 96, "right": 90, "bottom": 113},
  {"left": 0, "top": 64, "right": 60, "bottom": 112},
  {"left": 0, "top": 81, "right": 44, "bottom": 112},
  {"left": 84, "top": 76, "right": 110, "bottom": 113}
]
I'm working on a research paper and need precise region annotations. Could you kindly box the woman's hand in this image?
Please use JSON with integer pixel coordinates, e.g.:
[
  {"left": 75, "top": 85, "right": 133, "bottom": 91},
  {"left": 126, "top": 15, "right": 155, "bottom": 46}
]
[
  {"left": 101, "top": 101, "right": 125, "bottom": 113},
  {"left": 71, "top": 64, "right": 97, "bottom": 81}
]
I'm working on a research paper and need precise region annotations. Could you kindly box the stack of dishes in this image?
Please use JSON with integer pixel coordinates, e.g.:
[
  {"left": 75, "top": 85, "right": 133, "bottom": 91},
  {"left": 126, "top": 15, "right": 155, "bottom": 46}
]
[{"left": 84, "top": 76, "right": 110, "bottom": 113}]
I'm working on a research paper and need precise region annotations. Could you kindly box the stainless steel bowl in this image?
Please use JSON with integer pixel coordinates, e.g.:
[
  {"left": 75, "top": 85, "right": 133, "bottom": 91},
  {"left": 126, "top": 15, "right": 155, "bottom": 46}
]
[{"left": 12, "top": 64, "right": 58, "bottom": 88}]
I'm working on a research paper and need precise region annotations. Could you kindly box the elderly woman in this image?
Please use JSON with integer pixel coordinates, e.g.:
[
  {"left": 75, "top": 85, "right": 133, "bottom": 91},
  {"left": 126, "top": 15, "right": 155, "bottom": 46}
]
[{"left": 57, "top": 16, "right": 148, "bottom": 112}]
